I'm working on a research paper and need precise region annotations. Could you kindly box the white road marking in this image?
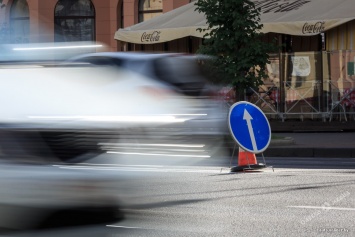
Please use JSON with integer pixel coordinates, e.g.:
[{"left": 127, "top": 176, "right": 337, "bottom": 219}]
[
  {"left": 268, "top": 169, "right": 355, "bottom": 177},
  {"left": 53, "top": 163, "right": 355, "bottom": 176},
  {"left": 288, "top": 206, "right": 355, "bottom": 211},
  {"left": 107, "top": 151, "right": 210, "bottom": 158},
  {"left": 54, "top": 163, "right": 164, "bottom": 168},
  {"left": 106, "top": 225, "right": 142, "bottom": 229},
  {"left": 99, "top": 143, "right": 205, "bottom": 148},
  {"left": 57, "top": 165, "right": 226, "bottom": 174}
]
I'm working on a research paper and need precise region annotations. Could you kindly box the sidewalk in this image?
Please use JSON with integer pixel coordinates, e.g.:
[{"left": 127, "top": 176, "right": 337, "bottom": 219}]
[{"left": 264, "top": 132, "right": 355, "bottom": 158}]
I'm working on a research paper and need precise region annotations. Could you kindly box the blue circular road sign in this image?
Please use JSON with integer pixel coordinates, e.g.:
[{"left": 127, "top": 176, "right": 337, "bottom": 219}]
[{"left": 228, "top": 101, "right": 271, "bottom": 154}]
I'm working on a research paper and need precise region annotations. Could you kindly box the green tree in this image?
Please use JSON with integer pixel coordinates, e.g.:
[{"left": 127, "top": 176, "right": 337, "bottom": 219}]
[{"left": 195, "top": 0, "right": 277, "bottom": 96}]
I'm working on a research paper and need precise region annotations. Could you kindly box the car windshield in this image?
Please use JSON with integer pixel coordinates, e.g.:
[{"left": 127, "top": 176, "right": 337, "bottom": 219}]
[
  {"left": 155, "top": 57, "right": 206, "bottom": 83},
  {"left": 152, "top": 56, "right": 208, "bottom": 96}
]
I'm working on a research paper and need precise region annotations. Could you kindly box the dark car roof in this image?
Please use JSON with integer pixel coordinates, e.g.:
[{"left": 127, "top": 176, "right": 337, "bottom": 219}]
[{"left": 67, "top": 52, "right": 217, "bottom": 96}]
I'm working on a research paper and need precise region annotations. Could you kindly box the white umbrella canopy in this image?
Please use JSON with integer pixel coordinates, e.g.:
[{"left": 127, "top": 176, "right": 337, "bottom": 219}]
[
  {"left": 260, "top": 0, "right": 355, "bottom": 35},
  {"left": 115, "top": 1, "right": 207, "bottom": 44},
  {"left": 114, "top": 0, "right": 355, "bottom": 44}
]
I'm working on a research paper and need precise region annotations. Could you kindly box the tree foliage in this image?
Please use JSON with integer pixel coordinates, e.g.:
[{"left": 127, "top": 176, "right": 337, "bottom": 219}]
[{"left": 195, "top": 0, "right": 277, "bottom": 92}]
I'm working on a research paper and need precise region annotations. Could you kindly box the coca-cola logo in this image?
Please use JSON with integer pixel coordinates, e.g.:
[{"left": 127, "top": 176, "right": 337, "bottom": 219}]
[
  {"left": 141, "top": 31, "right": 161, "bottom": 42},
  {"left": 302, "top": 21, "right": 325, "bottom": 34}
]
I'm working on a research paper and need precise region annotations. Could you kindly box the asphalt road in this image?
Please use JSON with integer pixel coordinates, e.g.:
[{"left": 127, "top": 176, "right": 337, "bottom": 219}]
[{"left": 6, "top": 155, "right": 355, "bottom": 237}]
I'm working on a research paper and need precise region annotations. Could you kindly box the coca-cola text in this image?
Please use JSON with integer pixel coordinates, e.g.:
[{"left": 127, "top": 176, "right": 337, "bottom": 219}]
[{"left": 141, "top": 31, "right": 161, "bottom": 42}]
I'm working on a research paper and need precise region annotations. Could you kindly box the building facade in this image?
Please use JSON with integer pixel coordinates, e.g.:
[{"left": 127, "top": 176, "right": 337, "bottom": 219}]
[
  {"left": 0, "top": 0, "right": 191, "bottom": 52},
  {"left": 2, "top": 0, "right": 355, "bottom": 124}
]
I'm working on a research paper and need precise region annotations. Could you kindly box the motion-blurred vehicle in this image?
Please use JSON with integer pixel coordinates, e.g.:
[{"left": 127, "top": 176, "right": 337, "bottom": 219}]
[
  {"left": 0, "top": 51, "right": 231, "bottom": 230},
  {"left": 0, "top": 63, "right": 196, "bottom": 231},
  {"left": 0, "top": 41, "right": 105, "bottom": 64},
  {"left": 0, "top": 161, "right": 124, "bottom": 231},
  {"left": 68, "top": 52, "right": 219, "bottom": 95},
  {"left": 67, "top": 52, "right": 231, "bottom": 157},
  {"left": 0, "top": 62, "right": 197, "bottom": 160}
]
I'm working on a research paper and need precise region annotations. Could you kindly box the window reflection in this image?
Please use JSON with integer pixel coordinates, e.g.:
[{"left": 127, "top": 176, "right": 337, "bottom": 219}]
[
  {"left": 10, "top": 0, "right": 30, "bottom": 43},
  {"left": 54, "top": 0, "right": 95, "bottom": 42},
  {"left": 138, "top": 0, "right": 162, "bottom": 23}
]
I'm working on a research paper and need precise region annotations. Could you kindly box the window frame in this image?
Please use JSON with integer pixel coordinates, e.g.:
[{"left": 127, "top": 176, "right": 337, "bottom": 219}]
[
  {"left": 54, "top": 0, "right": 96, "bottom": 42},
  {"left": 138, "top": 0, "right": 163, "bottom": 23}
]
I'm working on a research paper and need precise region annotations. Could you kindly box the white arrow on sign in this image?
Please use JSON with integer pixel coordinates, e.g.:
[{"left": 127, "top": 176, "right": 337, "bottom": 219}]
[{"left": 243, "top": 109, "right": 258, "bottom": 152}]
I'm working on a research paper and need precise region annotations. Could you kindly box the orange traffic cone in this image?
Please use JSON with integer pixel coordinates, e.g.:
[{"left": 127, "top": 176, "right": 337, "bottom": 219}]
[
  {"left": 237, "top": 147, "right": 257, "bottom": 166},
  {"left": 231, "top": 147, "right": 266, "bottom": 172}
]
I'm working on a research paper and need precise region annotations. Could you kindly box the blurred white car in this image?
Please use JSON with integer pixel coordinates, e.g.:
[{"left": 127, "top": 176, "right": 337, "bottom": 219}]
[
  {"left": 67, "top": 52, "right": 231, "bottom": 158},
  {"left": 0, "top": 63, "right": 199, "bottom": 160},
  {"left": 68, "top": 52, "right": 215, "bottom": 97},
  {"left": 68, "top": 52, "right": 229, "bottom": 147},
  {"left": 0, "top": 63, "right": 198, "bottom": 231},
  {"left": 0, "top": 161, "right": 124, "bottom": 231},
  {"left": 0, "top": 51, "right": 232, "bottom": 230}
]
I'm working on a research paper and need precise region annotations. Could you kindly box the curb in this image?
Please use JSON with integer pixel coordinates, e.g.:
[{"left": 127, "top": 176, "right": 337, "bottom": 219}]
[
  {"left": 263, "top": 148, "right": 355, "bottom": 158},
  {"left": 225, "top": 136, "right": 355, "bottom": 158},
  {"left": 270, "top": 137, "right": 294, "bottom": 146}
]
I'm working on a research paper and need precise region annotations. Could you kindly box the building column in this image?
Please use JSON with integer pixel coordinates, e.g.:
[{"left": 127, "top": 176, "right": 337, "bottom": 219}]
[{"left": 123, "top": 0, "right": 138, "bottom": 27}]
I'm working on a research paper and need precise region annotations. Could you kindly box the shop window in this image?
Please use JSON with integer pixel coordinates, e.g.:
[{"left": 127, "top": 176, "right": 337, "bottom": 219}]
[
  {"left": 10, "top": 0, "right": 30, "bottom": 43},
  {"left": 54, "top": 0, "right": 95, "bottom": 42},
  {"left": 118, "top": 0, "right": 124, "bottom": 28},
  {"left": 138, "top": 0, "right": 162, "bottom": 23}
]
